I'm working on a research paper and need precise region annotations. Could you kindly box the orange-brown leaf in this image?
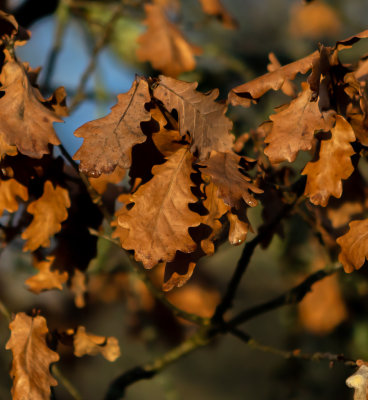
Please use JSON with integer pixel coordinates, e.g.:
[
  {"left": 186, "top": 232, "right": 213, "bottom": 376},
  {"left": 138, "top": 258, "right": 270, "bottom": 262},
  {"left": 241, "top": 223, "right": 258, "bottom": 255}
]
[
  {"left": 264, "top": 83, "right": 335, "bottom": 164},
  {"left": 26, "top": 256, "right": 68, "bottom": 294},
  {"left": 0, "top": 178, "right": 28, "bottom": 215},
  {"left": 73, "top": 77, "right": 151, "bottom": 177},
  {"left": 70, "top": 269, "right": 87, "bottom": 309},
  {"left": 303, "top": 115, "right": 355, "bottom": 206},
  {"left": 154, "top": 75, "right": 234, "bottom": 159},
  {"left": 21, "top": 181, "right": 70, "bottom": 252},
  {"left": 198, "top": 0, "right": 237, "bottom": 29},
  {"left": 137, "top": 4, "right": 201, "bottom": 77},
  {"left": 267, "top": 52, "right": 296, "bottom": 98},
  {"left": 199, "top": 151, "right": 262, "bottom": 209},
  {"left": 0, "top": 56, "right": 62, "bottom": 158},
  {"left": 73, "top": 326, "right": 121, "bottom": 362},
  {"left": 337, "top": 219, "right": 368, "bottom": 273},
  {"left": 0, "top": 132, "right": 17, "bottom": 159},
  {"left": 229, "top": 51, "right": 319, "bottom": 107},
  {"left": 89, "top": 166, "right": 126, "bottom": 195},
  {"left": 118, "top": 147, "right": 202, "bottom": 268},
  {"left": 6, "top": 313, "right": 59, "bottom": 400}
]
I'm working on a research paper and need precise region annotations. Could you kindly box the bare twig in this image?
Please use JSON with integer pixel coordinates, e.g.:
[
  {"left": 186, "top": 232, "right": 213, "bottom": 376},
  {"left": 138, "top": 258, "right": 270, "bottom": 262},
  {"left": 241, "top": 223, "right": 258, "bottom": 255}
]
[{"left": 69, "top": 4, "right": 124, "bottom": 112}]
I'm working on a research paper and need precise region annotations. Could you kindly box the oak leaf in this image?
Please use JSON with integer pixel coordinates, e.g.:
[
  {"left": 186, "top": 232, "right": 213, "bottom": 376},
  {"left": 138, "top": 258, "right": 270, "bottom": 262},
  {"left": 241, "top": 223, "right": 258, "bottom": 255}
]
[
  {"left": 228, "top": 51, "right": 319, "bottom": 107},
  {"left": 302, "top": 116, "right": 355, "bottom": 206},
  {"left": 73, "top": 326, "right": 121, "bottom": 362},
  {"left": 264, "top": 82, "right": 335, "bottom": 164},
  {"left": 70, "top": 269, "right": 87, "bottom": 308},
  {"left": 228, "top": 207, "right": 250, "bottom": 245},
  {"left": 198, "top": 0, "right": 237, "bottom": 29},
  {"left": 154, "top": 75, "right": 234, "bottom": 159},
  {"left": 118, "top": 147, "right": 202, "bottom": 268},
  {"left": 346, "top": 363, "right": 368, "bottom": 400},
  {"left": 0, "top": 55, "right": 63, "bottom": 158},
  {"left": 89, "top": 166, "right": 126, "bottom": 195},
  {"left": 0, "top": 178, "right": 28, "bottom": 215},
  {"left": 0, "top": 10, "right": 30, "bottom": 47},
  {"left": 337, "top": 219, "right": 368, "bottom": 273},
  {"left": 137, "top": 4, "right": 201, "bottom": 77},
  {"left": 73, "top": 77, "right": 151, "bottom": 177},
  {"left": 267, "top": 52, "right": 296, "bottom": 98},
  {"left": 0, "top": 132, "right": 17, "bottom": 159},
  {"left": 198, "top": 151, "right": 262, "bottom": 209},
  {"left": 26, "top": 256, "right": 68, "bottom": 294},
  {"left": 21, "top": 181, "right": 70, "bottom": 252},
  {"left": 6, "top": 313, "right": 59, "bottom": 400}
]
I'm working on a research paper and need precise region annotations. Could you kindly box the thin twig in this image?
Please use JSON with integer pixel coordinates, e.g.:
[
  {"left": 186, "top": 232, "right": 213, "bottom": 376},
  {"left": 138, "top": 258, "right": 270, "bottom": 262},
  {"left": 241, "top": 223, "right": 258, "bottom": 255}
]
[
  {"left": 230, "top": 328, "right": 356, "bottom": 367},
  {"left": 69, "top": 4, "right": 123, "bottom": 112},
  {"left": 52, "top": 365, "right": 83, "bottom": 400},
  {"left": 88, "top": 228, "right": 209, "bottom": 326},
  {"left": 42, "top": 2, "right": 69, "bottom": 91}
]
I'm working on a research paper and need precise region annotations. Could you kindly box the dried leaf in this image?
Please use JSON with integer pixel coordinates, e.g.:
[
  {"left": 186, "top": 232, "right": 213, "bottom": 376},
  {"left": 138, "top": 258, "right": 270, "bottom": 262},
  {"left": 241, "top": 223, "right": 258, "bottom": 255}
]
[
  {"left": 6, "top": 313, "right": 59, "bottom": 400},
  {"left": 337, "top": 219, "right": 368, "bottom": 273},
  {"left": 335, "top": 29, "right": 368, "bottom": 52},
  {"left": 267, "top": 52, "right": 296, "bottom": 97},
  {"left": 289, "top": 1, "right": 341, "bottom": 39},
  {"left": 229, "top": 51, "right": 319, "bottom": 107},
  {"left": 199, "top": 151, "right": 262, "bottom": 209},
  {"left": 0, "top": 178, "right": 28, "bottom": 215},
  {"left": 118, "top": 147, "right": 202, "bottom": 268},
  {"left": 0, "top": 132, "right": 17, "bottom": 159},
  {"left": 137, "top": 4, "right": 201, "bottom": 77},
  {"left": 26, "top": 256, "right": 68, "bottom": 294},
  {"left": 22, "top": 181, "right": 70, "bottom": 252},
  {"left": 154, "top": 75, "right": 234, "bottom": 159},
  {"left": 73, "top": 326, "right": 121, "bottom": 362},
  {"left": 73, "top": 77, "right": 151, "bottom": 177},
  {"left": 198, "top": 0, "right": 237, "bottom": 29},
  {"left": 302, "top": 115, "right": 355, "bottom": 206},
  {"left": 70, "top": 269, "right": 87, "bottom": 308},
  {"left": 0, "top": 10, "right": 30, "bottom": 47},
  {"left": 228, "top": 208, "right": 250, "bottom": 245},
  {"left": 346, "top": 364, "right": 368, "bottom": 400},
  {"left": 264, "top": 82, "right": 335, "bottom": 164},
  {"left": 0, "top": 55, "right": 62, "bottom": 158},
  {"left": 163, "top": 259, "right": 197, "bottom": 291},
  {"left": 89, "top": 166, "right": 126, "bottom": 195}
]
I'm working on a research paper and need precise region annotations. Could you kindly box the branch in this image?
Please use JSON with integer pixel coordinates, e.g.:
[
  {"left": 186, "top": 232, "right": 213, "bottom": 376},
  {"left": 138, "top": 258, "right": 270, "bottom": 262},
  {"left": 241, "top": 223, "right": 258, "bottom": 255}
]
[
  {"left": 69, "top": 4, "right": 123, "bottom": 112},
  {"left": 227, "top": 263, "right": 342, "bottom": 329},
  {"left": 230, "top": 327, "right": 356, "bottom": 367}
]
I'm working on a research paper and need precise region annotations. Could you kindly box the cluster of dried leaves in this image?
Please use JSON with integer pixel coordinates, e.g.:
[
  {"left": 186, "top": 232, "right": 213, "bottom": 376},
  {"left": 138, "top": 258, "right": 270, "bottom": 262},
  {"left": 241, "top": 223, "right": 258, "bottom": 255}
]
[{"left": 0, "top": 2, "right": 368, "bottom": 398}]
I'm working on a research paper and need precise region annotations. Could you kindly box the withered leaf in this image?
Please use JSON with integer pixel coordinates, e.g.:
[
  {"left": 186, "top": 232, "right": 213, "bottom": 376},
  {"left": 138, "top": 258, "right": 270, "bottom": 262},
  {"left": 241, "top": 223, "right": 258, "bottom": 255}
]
[
  {"left": 198, "top": 0, "right": 237, "bottom": 29},
  {"left": 335, "top": 29, "right": 368, "bottom": 51},
  {"left": 267, "top": 52, "right": 296, "bottom": 98},
  {"left": 0, "top": 132, "right": 17, "bottom": 159},
  {"left": 89, "top": 166, "right": 126, "bottom": 195},
  {"left": 137, "top": 4, "right": 201, "bottom": 77},
  {"left": 73, "top": 326, "right": 121, "bottom": 362},
  {"left": 0, "top": 10, "right": 30, "bottom": 47},
  {"left": 118, "top": 147, "right": 202, "bottom": 268},
  {"left": 0, "top": 178, "right": 28, "bottom": 215},
  {"left": 26, "top": 256, "right": 68, "bottom": 294},
  {"left": 6, "top": 313, "right": 59, "bottom": 400},
  {"left": 22, "top": 181, "right": 70, "bottom": 252},
  {"left": 154, "top": 75, "right": 234, "bottom": 159},
  {"left": 74, "top": 77, "right": 151, "bottom": 177},
  {"left": 228, "top": 51, "right": 319, "bottom": 107},
  {"left": 70, "top": 269, "right": 87, "bottom": 309},
  {"left": 228, "top": 207, "right": 250, "bottom": 245},
  {"left": 163, "top": 257, "right": 197, "bottom": 291},
  {"left": 0, "top": 55, "right": 63, "bottom": 158},
  {"left": 303, "top": 116, "right": 355, "bottom": 206},
  {"left": 346, "top": 363, "right": 368, "bottom": 400},
  {"left": 199, "top": 151, "right": 262, "bottom": 209},
  {"left": 264, "top": 82, "right": 335, "bottom": 164},
  {"left": 337, "top": 219, "right": 368, "bottom": 273}
]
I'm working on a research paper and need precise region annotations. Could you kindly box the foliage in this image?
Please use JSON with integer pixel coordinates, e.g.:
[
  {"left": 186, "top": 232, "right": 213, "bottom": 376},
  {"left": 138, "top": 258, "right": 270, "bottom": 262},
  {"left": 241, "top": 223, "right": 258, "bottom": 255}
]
[{"left": 0, "top": 0, "right": 368, "bottom": 399}]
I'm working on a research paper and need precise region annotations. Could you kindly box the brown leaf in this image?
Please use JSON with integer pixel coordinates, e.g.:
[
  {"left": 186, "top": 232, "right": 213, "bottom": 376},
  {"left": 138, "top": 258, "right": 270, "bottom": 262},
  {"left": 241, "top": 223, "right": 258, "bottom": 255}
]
[
  {"left": 199, "top": 151, "right": 262, "bottom": 209},
  {"left": 70, "top": 269, "right": 87, "bottom": 308},
  {"left": 228, "top": 207, "right": 250, "bottom": 245},
  {"left": 154, "top": 75, "right": 234, "bottom": 159},
  {"left": 299, "top": 273, "right": 347, "bottom": 334},
  {"left": 267, "top": 52, "right": 296, "bottom": 98},
  {"left": 0, "top": 178, "right": 28, "bottom": 215},
  {"left": 228, "top": 51, "right": 319, "bottom": 107},
  {"left": 337, "top": 219, "right": 368, "bottom": 273},
  {"left": 264, "top": 82, "right": 335, "bottom": 164},
  {"left": 137, "top": 4, "right": 201, "bottom": 77},
  {"left": 21, "top": 181, "right": 70, "bottom": 252},
  {"left": 346, "top": 364, "right": 368, "bottom": 400},
  {"left": 118, "top": 147, "right": 202, "bottom": 268},
  {"left": 0, "top": 10, "right": 30, "bottom": 47},
  {"left": 0, "top": 55, "right": 62, "bottom": 158},
  {"left": 73, "top": 77, "right": 151, "bottom": 177},
  {"left": 289, "top": 1, "right": 341, "bottom": 40},
  {"left": 335, "top": 29, "right": 368, "bottom": 52},
  {"left": 302, "top": 115, "right": 355, "bottom": 206},
  {"left": 163, "top": 259, "right": 197, "bottom": 291},
  {"left": 198, "top": 0, "right": 237, "bottom": 29},
  {"left": 89, "top": 166, "right": 126, "bottom": 195},
  {"left": 6, "top": 313, "right": 59, "bottom": 400},
  {"left": 0, "top": 132, "right": 17, "bottom": 159},
  {"left": 26, "top": 256, "right": 68, "bottom": 294},
  {"left": 73, "top": 326, "right": 120, "bottom": 362}
]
